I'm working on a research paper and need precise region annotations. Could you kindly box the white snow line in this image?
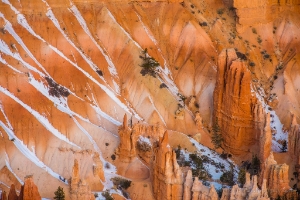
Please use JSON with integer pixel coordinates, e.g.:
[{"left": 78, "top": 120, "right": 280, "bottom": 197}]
[
  {"left": 251, "top": 84, "right": 287, "bottom": 152},
  {"left": 91, "top": 105, "right": 122, "bottom": 126},
  {"left": 0, "top": 39, "right": 44, "bottom": 76},
  {"left": 106, "top": 8, "right": 142, "bottom": 50},
  {"left": 0, "top": 55, "right": 23, "bottom": 74},
  {"left": 0, "top": 121, "right": 68, "bottom": 184},
  {"left": 0, "top": 103, "right": 13, "bottom": 130},
  {"left": 49, "top": 45, "right": 142, "bottom": 120},
  {"left": 0, "top": 86, "right": 80, "bottom": 148},
  {"left": 148, "top": 96, "right": 166, "bottom": 126},
  {"left": 28, "top": 77, "right": 107, "bottom": 130},
  {"left": 68, "top": 2, "right": 119, "bottom": 80},
  {"left": 5, "top": 153, "right": 24, "bottom": 185},
  {"left": 0, "top": 9, "right": 50, "bottom": 76},
  {"left": 135, "top": 11, "right": 169, "bottom": 72}
]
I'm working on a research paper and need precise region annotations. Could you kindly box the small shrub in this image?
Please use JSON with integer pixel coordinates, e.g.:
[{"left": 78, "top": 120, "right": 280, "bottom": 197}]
[
  {"left": 274, "top": 75, "right": 278, "bottom": 80},
  {"left": 199, "top": 22, "right": 208, "bottom": 26},
  {"left": 105, "top": 143, "right": 109, "bottom": 146},
  {"left": 136, "top": 138, "right": 152, "bottom": 152},
  {"left": 111, "top": 154, "right": 116, "bottom": 160},
  {"left": 102, "top": 191, "right": 113, "bottom": 200},
  {"left": 139, "top": 48, "right": 159, "bottom": 77},
  {"left": 160, "top": 83, "right": 168, "bottom": 89},
  {"left": 54, "top": 186, "right": 65, "bottom": 200},
  {"left": 257, "top": 37, "right": 262, "bottom": 44},
  {"left": 96, "top": 69, "right": 103, "bottom": 76},
  {"left": 249, "top": 62, "right": 256, "bottom": 67},
  {"left": 238, "top": 168, "right": 246, "bottom": 186},
  {"left": 45, "top": 77, "right": 70, "bottom": 98},
  {"left": 236, "top": 52, "right": 247, "bottom": 60},
  {"left": 217, "top": 9, "right": 224, "bottom": 15},
  {"left": 111, "top": 177, "right": 132, "bottom": 189},
  {"left": 105, "top": 163, "right": 110, "bottom": 169},
  {"left": 220, "top": 168, "right": 234, "bottom": 186},
  {"left": 211, "top": 118, "right": 223, "bottom": 149},
  {"left": 252, "top": 28, "right": 257, "bottom": 34}
]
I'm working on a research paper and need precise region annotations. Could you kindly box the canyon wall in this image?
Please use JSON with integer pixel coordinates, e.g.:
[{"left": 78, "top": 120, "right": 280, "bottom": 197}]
[{"left": 233, "top": 0, "right": 300, "bottom": 31}]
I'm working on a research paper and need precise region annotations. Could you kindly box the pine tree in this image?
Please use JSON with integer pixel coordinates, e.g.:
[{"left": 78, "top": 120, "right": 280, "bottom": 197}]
[
  {"left": 54, "top": 186, "right": 65, "bottom": 200},
  {"left": 238, "top": 168, "right": 246, "bottom": 186},
  {"left": 139, "top": 48, "right": 159, "bottom": 77},
  {"left": 211, "top": 118, "right": 223, "bottom": 149}
]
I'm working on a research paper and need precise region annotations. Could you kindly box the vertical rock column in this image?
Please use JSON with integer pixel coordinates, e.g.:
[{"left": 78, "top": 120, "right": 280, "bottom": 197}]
[
  {"left": 151, "top": 131, "right": 183, "bottom": 200},
  {"left": 213, "top": 49, "right": 263, "bottom": 155}
]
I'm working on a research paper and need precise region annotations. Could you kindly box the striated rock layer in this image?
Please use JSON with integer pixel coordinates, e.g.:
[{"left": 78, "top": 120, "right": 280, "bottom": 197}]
[
  {"left": 213, "top": 49, "right": 264, "bottom": 155},
  {"left": 152, "top": 132, "right": 183, "bottom": 200}
]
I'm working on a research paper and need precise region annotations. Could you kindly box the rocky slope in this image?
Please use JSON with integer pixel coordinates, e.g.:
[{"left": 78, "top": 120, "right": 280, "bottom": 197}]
[{"left": 0, "top": 0, "right": 299, "bottom": 199}]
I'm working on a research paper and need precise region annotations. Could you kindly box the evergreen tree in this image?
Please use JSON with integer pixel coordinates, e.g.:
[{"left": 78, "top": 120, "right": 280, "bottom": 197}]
[
  {"left": 54, "top": 186, "right": 65, "bottom": 200},
  {"left": 139, "top": 48, "right": 159, "bottom": 77},
  {"left": 211, "top": 118, "right": 223, "bottom": 149},
  {"left": 238, "top": 168, "right": 246, "bottom": 186}
]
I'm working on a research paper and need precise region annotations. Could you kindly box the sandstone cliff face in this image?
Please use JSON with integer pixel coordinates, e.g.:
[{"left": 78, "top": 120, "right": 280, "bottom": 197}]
[
  {"left": 152, "top": 132, "right": 183, "bottom": 200},
  {"left": 7, "top": 184, "right": 18, "bottom": 200},
  {"left": 233, "top": 0, "right": 300, "bottom": 31},
  {"left": 213, "top": 49, "right": 263, "bottom": 155}
]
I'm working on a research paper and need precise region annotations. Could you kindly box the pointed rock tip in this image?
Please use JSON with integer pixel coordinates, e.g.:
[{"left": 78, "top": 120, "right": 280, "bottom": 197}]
[{"left": 123, "top": 114, "right": 128, "bottom": 128}]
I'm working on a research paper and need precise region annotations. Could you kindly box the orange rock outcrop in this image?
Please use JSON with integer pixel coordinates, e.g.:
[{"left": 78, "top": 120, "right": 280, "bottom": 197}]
[
  {"left": 220, "top": 173, "right": 269, "bottom": 200},
  {"left": 18, "top": 176, "right": 41, "bottom": 200},
  {"left": 213, "top": 49, "right": 263, "bottom": 155},
  {"left": 152, "top": 131, "right": 183, "bottom": 200},
  {"left": 70, "top": 159, "right": 95, "bottom": 200},
  {"left": 7, "top": 184, "right": 18, "bottom": 200},
  {"left": 116, "top": 115, "right": 137, "bottom": 162}
]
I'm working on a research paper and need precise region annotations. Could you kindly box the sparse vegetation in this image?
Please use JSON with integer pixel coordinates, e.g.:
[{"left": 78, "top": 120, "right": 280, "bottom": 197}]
[
  {"left": 160, "top": 83, "right": 168, "bottom": 89},
  {"left": 102, "top": 190, "right": 113, "bottom": 200},
  {"left": 211, "top": 118, "right": 223, "bottom": 149},
  {"left": 238, "top": 168, "right": 246, "bottom": 186},
  {"left": 217, "top": 9, "right": 224, "bottom": 15},
  {"left": 111, "top": 154, "right": 116, "bottom": 160},
  {"left": 111, "top": 177, "right": 132, "bottom": 190},
  {"left": 45, "top": 77, "right": 70, "bottom": 98},
  {"left": 54, "top": 186, "right": 65, "bottom": 200},
  {"left": 220, "top": 165, "right": 234, "bottom": 186},
  {"left": 96, "top": 69, "right": 103, "bottom": 76},
  {"left": 136, "top": 138, "right": 152, "bottom": 152},
  {"left": 280, "top": 140, "right": 287, "bottom": 152},
  {"left": 139, "top": 48, "right": 160, "bottom": 77}
]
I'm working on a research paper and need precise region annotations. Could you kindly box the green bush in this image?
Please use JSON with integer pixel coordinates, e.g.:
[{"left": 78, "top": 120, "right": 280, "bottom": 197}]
[
  {"left": 139, "top": 48, "right": 159, "bottom": 77},
  {"left": 111, "top": 177, "right": 132, "bottom": 189},
  {"left": 238, "top": 168, "right": 246, "bottom": 186},
  {"left": 54, "top": 186, "right": 65, "bottom": 200},
  {"left": 102, "top": 191, "right": 113, "bottom": 200}
]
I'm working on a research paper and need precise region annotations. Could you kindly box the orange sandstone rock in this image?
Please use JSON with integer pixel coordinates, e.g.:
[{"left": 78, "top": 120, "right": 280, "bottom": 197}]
[
  {"left": 152, "top": 131, "right": 183, "bottom": 200},
  {"left": 8, "top": 184, "right": 18, "bottom": 200},
  {"left": 18, "top": 176, "right": 41, "bottom": 200},
  {"left": 213, "top": 49, "right": 263, "bottom": 155}
]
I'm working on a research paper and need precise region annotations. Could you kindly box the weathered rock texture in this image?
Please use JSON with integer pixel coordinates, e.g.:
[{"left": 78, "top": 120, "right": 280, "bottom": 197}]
[
  {"left": 152, "top": 131, "right": 183, "bottom": 200},
  {"left": 260, "top": 152, "right": 291, "bottom": 199},
  {"left": 70, "top": 159, "right": 95, "bottom": 200},
  {"left": 8, "top": 184, "right": 18, "bottom": 200},
  {"left": 233, "top": 0, "right": 300, "bottom": 31},
  {"left": 18, "top": 177, "right": 41, "bottom": 200},
  {"left": 220, "top": 173, "right": 269, "bottom": 200},
  {"left": 213, "top": 49, "right": 263, "bottom": 155},
  {"left": 115, "top": 115, "right": 138, "bottom": 162},
  {"left": 289, "top": 115, "right": 300, "bottom": 164}
]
